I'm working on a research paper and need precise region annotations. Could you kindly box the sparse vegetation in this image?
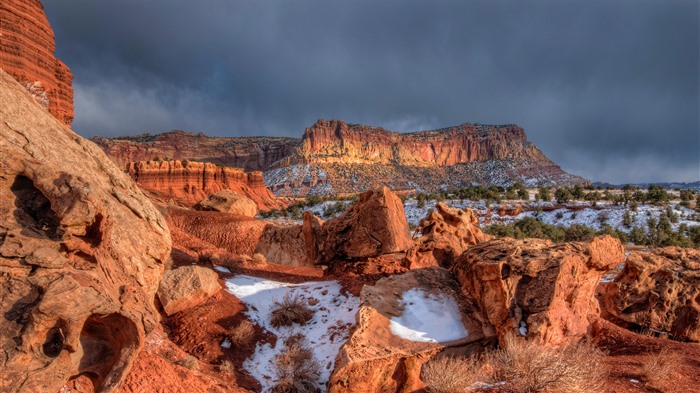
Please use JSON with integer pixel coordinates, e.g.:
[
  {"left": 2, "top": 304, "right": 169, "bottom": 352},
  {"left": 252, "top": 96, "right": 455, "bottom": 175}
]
[
  {"left": 175, "top": 354, "right": 199, "bottom": 370},
  {"left": 642, "top": 348, "right": 681, "bottom": 391},
  {"left": 271, "top": 334, "right": 321, "bottom": 393},
  {"left": 218, "top": 359, "right": 235, "bottom": 373},
  {"left": 421, "top": 336, "right": 606, "bottom": 393},
  {"left": 229, "top": 320, "right": 256, "bottom": 347},
  {"left": 270, "top": 294, "right": 314, "bottom": 328},
  {"left": 250, "top": 252, "right": 267, "bottom": 266}
]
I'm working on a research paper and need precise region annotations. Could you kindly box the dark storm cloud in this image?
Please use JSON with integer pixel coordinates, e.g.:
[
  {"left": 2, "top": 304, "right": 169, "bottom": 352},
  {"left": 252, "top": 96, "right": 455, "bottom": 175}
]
[{"left": 43, "top": 0, "right": 699, "bottom": 183}]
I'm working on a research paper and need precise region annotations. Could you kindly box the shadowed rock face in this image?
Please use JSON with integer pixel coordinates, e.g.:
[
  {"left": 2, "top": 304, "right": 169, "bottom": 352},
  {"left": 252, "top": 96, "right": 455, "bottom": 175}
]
[
  {"left": 453, "top": 236, "right": 624, "bottom": 346},
  {"left": 0, "top": 0, "right": 74, "bottom": 125},
  {"left": 603, "top": 247, "right": 700, "bottom": 342},
  {"left": 0, "top": 70, "right": 171, "bottom": 392}
]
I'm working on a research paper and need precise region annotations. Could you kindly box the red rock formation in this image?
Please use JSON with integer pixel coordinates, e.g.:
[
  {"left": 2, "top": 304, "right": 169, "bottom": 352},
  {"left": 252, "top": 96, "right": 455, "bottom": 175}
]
[
  {"left": 0, "top": 0, "right": 74, "bottom": 125},
  {"left": 195, "top": 189, "right": 258, "bottom": 217},
  {"left": 603, "top": 247, "right": 700, "bottom": 342},
  {"left": 405, "top": 203, "right": 491, "bottom": 269},
  {"left": 94, "top": 119, "right": 588, "bottom": 197},
  {"left": 93, "top": 130, "right": 299, "bottom": 171},
  {"left": 0, "top": 70, "right": 170, "bottom": 392},
  {"left": 328, "top": 268, "right": 488, "bottom": 393},
  {"left": 453, "top": 236, "right": 624, "bottom": 346},
  {"left": 126, "top": 160, "right": 285, "bottom": 211}
]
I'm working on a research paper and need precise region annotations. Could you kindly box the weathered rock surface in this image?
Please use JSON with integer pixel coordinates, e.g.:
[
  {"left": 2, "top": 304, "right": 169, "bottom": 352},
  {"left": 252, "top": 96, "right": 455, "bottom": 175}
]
[
  {"left": 603, "top": 247, "right": 700, "bottom": 342},
  {"left": 0, "top": 0, "right": 74, "bottom": 125},
  {"left": 126, "top": 160, "right": 284, "bottom": 211},
  {"left": 454, "top": 236, "right": 624, "bottom": 346},
  {"left": 0, "top": 70, "right": 170, "bottom": 392},
  {"left": 95, "top": 119, "right": 587, "bottom": 197},
  {"left": 167, "top": 207, "right": 268, "bottom": 257},
  {"left": 195, "top": 189, "right": 258, "bottom": 217},
  {"left": 405, "top": 203, "right": 490, "bottom": 269},
  {"left": 313, "top": 187, "right": 413, "bottom": 265},
  {"left": 328, "top": 267, "right": 488, "bottom": 393},
  {"left": 157, "top": 266, "right": 221, "bottom": 316},
  {"left": 93, "top": 130, "right": 299, "bottom": 171}
]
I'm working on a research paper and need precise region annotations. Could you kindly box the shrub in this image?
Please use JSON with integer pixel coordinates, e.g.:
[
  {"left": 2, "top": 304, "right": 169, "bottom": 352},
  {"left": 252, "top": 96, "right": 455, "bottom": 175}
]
[
  {"left": 270, "top": 294, "right": 314, "bottom": 328},
  {"left": 421, "top": 355, "right": 488, "bottom": 393},
  {"left": 491, "top": 335, "right": 606, "bottom": 393},
  {"left": 218, "top": 359, "right": 235, "bottom": 373},
  {"left": 175, "top": 354, "right": 199, "bottom": 370},
  {"left": 230, "top": 320, "right": 256, "bottom": 346},
  {"left": 642, "top": 348, "right": 680, "bottom": 391},
  {"left": 271, "top": 334, "right": 320, "bottom": 393},
  {"left": 250, "top": 252, "right": 266, "bottom": 266}
]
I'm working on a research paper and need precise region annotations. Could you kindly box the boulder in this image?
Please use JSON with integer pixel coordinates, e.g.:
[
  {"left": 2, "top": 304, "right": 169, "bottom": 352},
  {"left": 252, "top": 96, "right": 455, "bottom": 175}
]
[
  {"left": 405, "top": 203, "right": 490, "bottom": 269},
  {"left": 328, "top": 267, "right": 488, "bottom": 393},
  {"left": 315, "top": 187, "right": 412, "bottom": 264},
  {"left": 157, "top": 266, "right": 221, "bottom": 316},
  {"left": 603, "top": 247, "right": 700, "bottom": 342},
  {"left": 453, "top": 236, "right": 624, "bottom": 346},
  {"left": 0, "top": 70, "right": 171, "bottom": 392},
  {"left": 194, "top": 189, "right": 258, "bottom": 217}
]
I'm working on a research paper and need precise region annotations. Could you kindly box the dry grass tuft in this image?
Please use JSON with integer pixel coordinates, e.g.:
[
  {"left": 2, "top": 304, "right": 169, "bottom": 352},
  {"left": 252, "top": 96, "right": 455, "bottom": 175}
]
[
  {"left": 421, "top": 355, "right": 488, "bottom": 393},
  {"left": 218, "top": 359, "right": 235, "bottom": 373},
  {"left": 229, "top": 320, "right": 256, "bottom": 346},
  {"left": 642, "top": 348, "right": 681, "bottom": 391},
  {"left": 271, "top": 334, "right": 320, "bottom": 393},
  {"left": 420, "top": 335, "right": 606, "bottom": 393},
  {"left": 250, "top": 252, "right": 267, "bottom": 266},
  {"left": 270, "top": 294, "right": 314, "bottom": 328},
  {"left": 491, "top": 335, "right": 606, "bottom": 393},
  {"left": 175, "top": 354, "right": 199, "bottom": 370}
]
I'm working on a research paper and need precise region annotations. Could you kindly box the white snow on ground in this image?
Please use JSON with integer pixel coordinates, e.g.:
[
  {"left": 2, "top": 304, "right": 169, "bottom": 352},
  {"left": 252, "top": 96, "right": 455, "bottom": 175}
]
[
  {"left": 389, "top": 289, "right": 468, "bottom": 343},
  {"left": 519, "top": 321, "right": 528, "bottom": 336},
  {"left": 213, "top": 266, "right": 231, "bottom": 273},
  {"left": 224, "top": 275, "right": 360, "bottom": 393}
]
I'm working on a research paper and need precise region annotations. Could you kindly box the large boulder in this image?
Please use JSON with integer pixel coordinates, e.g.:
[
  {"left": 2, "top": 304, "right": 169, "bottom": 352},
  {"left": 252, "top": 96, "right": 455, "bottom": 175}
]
[
  {"left": 405, "top": 203, "right": 490, "bottom": 269},
  {"left": 313, "top": 187, "right": 412, "bottom": 264},
  {"left": 328, "top": 267, "right": 488, "bottom": 393},
  {"left": 453, "top": 236, "right": 624, "bottom": 346},
  {"left": 157, "top": 266, "right": 222, "bottom": 316},
  {"left": 194, "top": 189, "right": 258, "bottom": 217},
  {"left": 603, "top": 247, "right": 700, "bottom": 342},
  {"left": 0, "top": 70, "right": 171, "bottom": 392}
]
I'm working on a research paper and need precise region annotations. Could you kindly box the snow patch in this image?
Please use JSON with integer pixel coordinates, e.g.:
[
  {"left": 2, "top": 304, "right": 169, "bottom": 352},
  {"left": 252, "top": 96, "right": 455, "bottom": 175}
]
[
  {"left": 224, "top": 275, "right": 360, "bottom": 393},
  {"left": 220, "top": 337, "right": 231, "bottom": 349},
  {"left": 389, "top": 289, "right": 468, "bottom": 343},
  {"left": 214, "top": 266, "right": 231, "bottom": 273},
  {"left": 519, "top": 320, "right": 528, "bottom": 336}
]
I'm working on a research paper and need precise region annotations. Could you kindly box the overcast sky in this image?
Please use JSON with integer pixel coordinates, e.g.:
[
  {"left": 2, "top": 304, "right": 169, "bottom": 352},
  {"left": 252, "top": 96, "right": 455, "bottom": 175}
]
[{"left": 44, "top": 0, "right": 699, "bottom": 183}]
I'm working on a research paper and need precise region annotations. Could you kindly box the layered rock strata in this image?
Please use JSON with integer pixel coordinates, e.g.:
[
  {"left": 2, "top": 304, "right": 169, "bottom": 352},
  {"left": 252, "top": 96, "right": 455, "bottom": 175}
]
[
  {"left": 0, "top": 70, "right": 170, "bottom": 392},
  {"left": 126, "top": 160, "right": 285, "bottom": 211},
  {"left": 0, "top": 0, "right": 74, "bottom": 125}
]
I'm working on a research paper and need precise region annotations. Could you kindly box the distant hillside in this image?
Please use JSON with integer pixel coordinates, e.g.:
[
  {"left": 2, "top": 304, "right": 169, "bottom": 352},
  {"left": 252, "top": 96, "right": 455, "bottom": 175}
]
[
  {"left": 592, "top": 181, "right": 700, "bottom": 191},
  {"left": 93, "top": 119, "right": 588, "bottom": 196}
]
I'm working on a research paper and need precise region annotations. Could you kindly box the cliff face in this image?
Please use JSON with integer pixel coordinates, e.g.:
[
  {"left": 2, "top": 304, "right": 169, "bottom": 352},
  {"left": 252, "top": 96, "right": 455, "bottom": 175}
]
[
  {"left": 126, "top": 160, "right": 285, "bottom": 211},
  {"left": 0, "top": 0, "right": 74, "bottom": 125},
  {"left": 291, "top": 119, "right": 546, "bottom": 166},
  {"left": 92, "top": 131, "right": 300, "bottom": 172},
  {"left": 266, "top": 120, "right": 587, "bottom": 196},
  {"left": 96, "top": 119, "right": 587, "bottom": 197}
]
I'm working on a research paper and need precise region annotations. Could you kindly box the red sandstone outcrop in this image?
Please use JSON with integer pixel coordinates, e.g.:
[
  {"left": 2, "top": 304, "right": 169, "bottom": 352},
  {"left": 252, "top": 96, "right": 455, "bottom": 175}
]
[
  {"left": 328, "top": 268, "right": 488, "bottom": 393},
  {"left": 167, "top": 207, "right": 268, "bottom": 257},
  {"left": 603, "top": 247, "right": 700, "bottom": 342},
  {"left": 0, "top": 0, "right": 74, "bottom": 125},
  {"left": 92, "top": 131, "right": 299, "bottom": 171},
  {"left": 453, "top": 236, "right": 624, "bottom": 346},
  {"left": 405, "top": 203, "right": 491, "bottom": 269},
  {"left": 95, "top": 120, "right": 588, "bottom": 197},
  {"left": 0, "top": 70, "right": 170, "bottom": 392},
  {"left": 157, "top": 266, "right": 222, "bottom": 316},
  {"left": 126, "top": 160, "right": 285, "bottom": 211},
  {"left": 195, "top": 189, "right": 258, "bottom": 217}
]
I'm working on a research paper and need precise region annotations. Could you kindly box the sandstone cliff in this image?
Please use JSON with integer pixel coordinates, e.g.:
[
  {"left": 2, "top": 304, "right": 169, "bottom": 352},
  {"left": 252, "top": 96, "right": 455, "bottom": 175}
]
[
  {"left": 125, "top": 160, "right": 285, "bottom": 211},
  {"left": 0, "top": 0, "right": 74, "bottom": 125},
  {"left": 95, "top": 119, "right": 587, "bottom": 196},
  {"left": 93, "top": 131, "right": 299, "bottom": 171}
]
